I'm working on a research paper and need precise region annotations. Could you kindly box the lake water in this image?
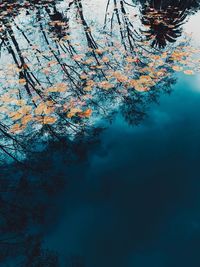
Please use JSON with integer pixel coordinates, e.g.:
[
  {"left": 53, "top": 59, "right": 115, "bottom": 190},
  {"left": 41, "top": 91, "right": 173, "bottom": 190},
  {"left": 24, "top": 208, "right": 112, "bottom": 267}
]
[{"left": 1, "top": 1, "right": 200, "bottom": 267}]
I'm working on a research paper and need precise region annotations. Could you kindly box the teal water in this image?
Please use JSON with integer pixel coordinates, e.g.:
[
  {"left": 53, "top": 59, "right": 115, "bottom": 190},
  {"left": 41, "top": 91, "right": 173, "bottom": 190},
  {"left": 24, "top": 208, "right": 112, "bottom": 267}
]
[
  {"left": 39, "top": 74, "right": 200, "bottom": 267},
  {"left": 1, "top": 67, "right": 200, "bottom": 267},
  {"left": 1, "top": 1, "right": 200, "bottom": 266},
  {"left": 1, "top": 73, "right": 200, "bottom": 267}
]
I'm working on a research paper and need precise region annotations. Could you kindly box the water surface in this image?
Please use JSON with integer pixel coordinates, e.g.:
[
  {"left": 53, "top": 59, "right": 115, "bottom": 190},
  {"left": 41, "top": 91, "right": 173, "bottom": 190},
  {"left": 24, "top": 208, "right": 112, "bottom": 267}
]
[{"left": 1, "top": 1, "right": 200, "bottom": 267}]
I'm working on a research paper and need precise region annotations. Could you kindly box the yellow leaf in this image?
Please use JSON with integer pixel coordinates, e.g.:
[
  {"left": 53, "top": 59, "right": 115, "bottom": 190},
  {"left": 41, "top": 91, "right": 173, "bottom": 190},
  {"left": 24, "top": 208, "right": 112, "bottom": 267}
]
[
  {"left": 35, "top": 102, "right": 46, "bottom": 115},
  {"left": 47, "top": 83, "right": 67, "bottom": 93},
  {"left": 0, "top": 95, "right": 15, "bottom": 103},
  {"left": 83, "top": 59, "right": 94, "bottom": 65},
  {"left": 84, "top": 86, "right": 92, "bottom": 91},
  {"left": 139, "top": 75, "right": 152, "bottom": 83},
  {"left": 128, "top": 79, "right": 137, "bottom": 87},
  {"left": 14, "top": 99, "right": 26, "bottom": 106},
  {"left": 135, "top": 84, "right": 150, "bottom": 92},
  {"left": 43, "top": 116, "right": 57, "bottom": 124},
  {"left": 21, "top": 114, "right": 33, "bottom": 125},
  {"left": 113, "top": 72, "right": 128, "bottom": 83},
  {"left": 99, "top": 81, "right": 114, "bottom": 90},
  {"left": 172, "top": 66, "right": 183, "bottom": 72},
  {"left": 11, "top": 112, "right": 24, "bottom": 120},
  {"left": 18, "top": 106, "right": 32, "bottom": 115},
  {"left": 9, "top": 123, "right": 26, "bottom": 133}
]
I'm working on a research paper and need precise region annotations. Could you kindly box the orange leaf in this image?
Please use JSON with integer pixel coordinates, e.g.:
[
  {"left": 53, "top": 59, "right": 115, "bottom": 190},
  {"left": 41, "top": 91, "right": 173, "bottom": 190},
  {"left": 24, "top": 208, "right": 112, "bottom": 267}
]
[
  {"left": 78, "top": 109, "right": 92, "bottom": 118},
  {"left": 43, "top": 116, "right": 57, "bottom": 124},
  {"left": 184, "top": 70, "right": 194, "bottom": 75}
]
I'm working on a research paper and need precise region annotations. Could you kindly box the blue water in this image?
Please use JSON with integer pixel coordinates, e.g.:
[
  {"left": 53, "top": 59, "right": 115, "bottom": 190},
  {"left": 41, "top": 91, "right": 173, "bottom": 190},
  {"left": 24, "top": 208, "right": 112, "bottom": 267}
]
[
  {"left": 34, "top": 74, "right": 200, "bottom": 267},
  {"left": 1, "top": 1, "right": 200, "bottom": 266}
]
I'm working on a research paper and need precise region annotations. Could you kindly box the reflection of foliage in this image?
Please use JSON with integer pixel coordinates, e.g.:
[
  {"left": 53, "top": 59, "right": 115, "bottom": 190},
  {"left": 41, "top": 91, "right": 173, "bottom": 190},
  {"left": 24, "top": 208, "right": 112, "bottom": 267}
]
[
  {"left": 0, "top": 0, "right": 200, "bottom": 266},
  {"left": 139, "top": 0, "right": 200, "bottom": 48},
  {"left": 0, "top": 129, "right": 101, "bottom": 266},
  {"left": 0, "top": 0, "right": 199, "bottom": 162},
  {"left": 140, "top": 5, "right": 187, "bottom": 48}
]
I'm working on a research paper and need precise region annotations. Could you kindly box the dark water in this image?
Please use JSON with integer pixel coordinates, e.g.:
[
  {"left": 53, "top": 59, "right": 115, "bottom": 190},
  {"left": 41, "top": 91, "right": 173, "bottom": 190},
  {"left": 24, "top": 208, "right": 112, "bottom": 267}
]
[
  {"left": 1, "top": 0, "right": 200, "bottom": 266},
  {"left": 39, "top": 74, "right": 200, "bottom": 267},
  {"left": 2, "top": 73, "right": 200, "bottom": 266},
  {"left": 3, "top": 73, "right": 199, "bottom": 267}
]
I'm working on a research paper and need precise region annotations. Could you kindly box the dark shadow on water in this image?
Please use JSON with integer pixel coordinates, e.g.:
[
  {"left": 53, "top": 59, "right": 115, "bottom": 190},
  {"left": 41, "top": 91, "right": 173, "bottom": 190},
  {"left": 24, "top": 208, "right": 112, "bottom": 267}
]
[
  {"left": 139, "top": 0, "right": 200, "bottom": 48},
  {"left": 1, "top": 75, "right": 200, "bottom": 266}
]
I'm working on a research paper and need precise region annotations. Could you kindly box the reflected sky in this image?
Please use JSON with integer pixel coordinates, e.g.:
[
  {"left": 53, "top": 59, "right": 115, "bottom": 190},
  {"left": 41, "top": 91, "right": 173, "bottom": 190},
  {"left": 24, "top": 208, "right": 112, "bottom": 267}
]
[{"left": 1, "top": 1, "right": 200, "bottom": 267}]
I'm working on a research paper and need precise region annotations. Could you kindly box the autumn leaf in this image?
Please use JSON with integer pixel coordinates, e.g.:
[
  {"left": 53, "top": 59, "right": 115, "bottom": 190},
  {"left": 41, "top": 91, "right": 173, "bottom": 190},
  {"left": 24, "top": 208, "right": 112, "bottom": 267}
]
[
  {"left": 84, "top": 80, "right": 95, "bottom": 91},
  {"left": 87, "top": 80, "right": 95, "bottom": 87},
  {"left": 47, "top": 83, "right": 67, "bottom": 93},
  {"left": 126, "top": 56, "right": 137, "bottom": 63},
  {"left": 172, "top": 66, "right": 183, "bottom": 72},
  {"left": 95, "top": 49, "right": 104, "bottom": 55},
  {"left": 20, "top": 106, "right": 32, "bottom": 114},
  {"left": 43, "top": 116, "right": 57, "bottom": 124},
  {"left": 99, "top": 81, "right": 114, "bottom": 90},
  {"left": 128, "top": 79, "right": 137, "bottom": 87},
  {"left": 135, "top": 85, "right": 150, "bottom": 92},
  {"left": 139, "top": 75, "right": 152, "bottom": 83},
  {"left": 83, "top": 86, "right": 93, "bottom": 91},
  {"left": 72, "top": 54, "right": 84, "bottom": 61},
  {"left": 84, "top": 58, "right": 95, "bottom": 65},
  {"left": 21, "top": 114, "right": 33, "bottom": 125},
  {"left": 14, "top": 99, "right": 26, "bottom": 106},
  {"left": 184, "top": 70, "right": 194, "bottom": 75},
  {"left": 18, "top": 78, "right": 26, "bottom": 85},
  {"left": 35, "top": 102, "right": 47, "bottom": 115},
  {"left": 23, "top": 63, "right": 29, "bottom": 69},
  {"left": 9, "top": 123, "right": 26, "bottom": 133},
  {"left": 67, "top": 108, "right": 82, "bottom": 118},
  {"left": 114, "top": 72, "right": 128, "bottom": 83},
  {"left": 78, "top": 109, "right": 92, "bottom": 118},
  {"left": 80, "top": 74, "right": 88, "bottom": 80},
  {"left": 11, "top": 112, "right": 24, "bottom": 120},
  {"left": 10, "top": 105, "right": 32, "bottom": 120},
  {"left": 102, "top": 56, "right": 110, "bottom": 63}
]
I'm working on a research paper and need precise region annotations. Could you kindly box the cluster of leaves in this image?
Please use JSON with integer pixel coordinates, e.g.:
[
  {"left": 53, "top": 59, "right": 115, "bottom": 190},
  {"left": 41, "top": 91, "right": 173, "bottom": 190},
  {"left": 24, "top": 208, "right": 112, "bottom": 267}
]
[{"left": 0, "top": 0, "right": 199, "bottom": 162}]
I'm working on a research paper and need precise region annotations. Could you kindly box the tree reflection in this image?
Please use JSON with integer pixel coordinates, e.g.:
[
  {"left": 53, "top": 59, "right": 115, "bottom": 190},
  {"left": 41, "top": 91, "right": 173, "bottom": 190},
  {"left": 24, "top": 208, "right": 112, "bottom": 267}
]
[
  {"left": 0, "top": 127, "right": 101, "bottom": 266},
  {"left": 0, "top": 1, "right": 200, "bottom": 265},
  {"left": 0, "top": 0, "right": 198, "bottom": 162},
  {"left": 139, "top": 0, "right": 200, "bottom": 48}
]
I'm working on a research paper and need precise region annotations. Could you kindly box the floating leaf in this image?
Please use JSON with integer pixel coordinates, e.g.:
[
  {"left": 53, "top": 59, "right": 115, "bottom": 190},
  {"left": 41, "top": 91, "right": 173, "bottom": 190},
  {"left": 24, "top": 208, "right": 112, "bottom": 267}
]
[
  {"left": 172, "top": 66, "right": 183, "bottom": 71},
  {"left": 10, "top": 123, "right": 26, "bottom": 133},
  {"left": 78, "top": 109, "right": 92, "bottom": 118},
  {"left": 43, "top": 116, "right": 57, "bottom": 124},
  {"left": 21, "top": 114, "right": 33, "bottom": 125},
  {"left": 67, "top": 108, "right": 82, "bottom": 118},
  {"left": 184, "top": 70, "right": 194, "bottom": 75},
  {"left": 18, "top": 78, "right": 26, "bottom": 85},
  {"left": 35, "top": 102, "right": 47, "bottom": 115},
  {"left": 11, "top": 112, "right": 24, "bottom": 120},
  {"left": 99, "top": 81, "right": 114, "bottom": 90},
  {"left": 102, "top": 56, "right": 110, "bottom": 63}
]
